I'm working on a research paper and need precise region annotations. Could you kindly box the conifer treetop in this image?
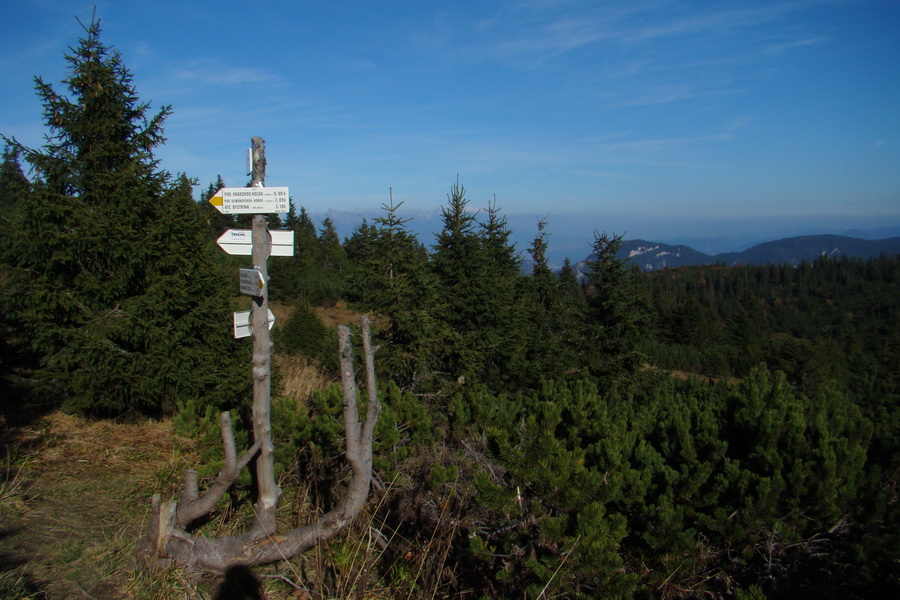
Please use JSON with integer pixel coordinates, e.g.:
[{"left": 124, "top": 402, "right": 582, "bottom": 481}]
[{"left": 8, "top": 15, "right": 171, "bottom": 199}]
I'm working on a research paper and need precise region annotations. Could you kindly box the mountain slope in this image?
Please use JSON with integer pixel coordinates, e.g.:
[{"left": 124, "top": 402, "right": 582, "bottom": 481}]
[
  {"left": 620, "top": 240, "right": 712, "bottom": 270},
  {"left": 714, "top": 234, "right": 900, "bottom": 267},
  {"left": 595, "top": 235, "right": 900, "bottom": 272}
]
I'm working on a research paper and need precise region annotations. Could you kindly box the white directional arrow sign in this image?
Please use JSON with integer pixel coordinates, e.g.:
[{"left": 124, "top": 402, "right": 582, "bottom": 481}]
[
  {"left": 209, "top": 187, "right": 290, "bottom": 214},
  {"left": 233, "top": 308, "right": 276, "bottom": 339},
  {"left": 217, "top": 229, "right": 294, "bottom": 256}
]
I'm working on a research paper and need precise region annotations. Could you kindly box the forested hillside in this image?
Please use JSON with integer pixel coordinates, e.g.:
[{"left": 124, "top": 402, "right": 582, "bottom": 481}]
[
  {"left": 252, "top": 197, "right": 899, "bottom": 599},
  {"left": 1, "top": 19, "right": 898, "bottom": 600},
  {"left": 616, "top": 235, "right": 900, "bottom": 271}
]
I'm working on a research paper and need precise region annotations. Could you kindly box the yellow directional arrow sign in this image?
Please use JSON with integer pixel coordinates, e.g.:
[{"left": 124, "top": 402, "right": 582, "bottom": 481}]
[{"left": 209, "top": 187, "right": 290, "bottom": 214}]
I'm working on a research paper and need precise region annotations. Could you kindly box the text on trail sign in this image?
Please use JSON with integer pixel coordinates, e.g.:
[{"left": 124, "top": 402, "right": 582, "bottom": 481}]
[
  {"left": 240, "top": 268, "right": 266, "bottom": 296},
  {"left": 217, "top": 229, "right": 294, "bottom": 256},
  {"left": 209, "top": 187, "right": 290, "bottom": 214}
]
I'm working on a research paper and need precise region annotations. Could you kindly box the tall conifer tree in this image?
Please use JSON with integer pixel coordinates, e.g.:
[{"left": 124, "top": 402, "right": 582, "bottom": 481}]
[
  {"left": 430, "top": 178, "right": 487, "bottom": 383},
  {"left": 0, "top": 147, "right": 31, "bottom": 262},
  {"left": 0, "top": 148, "right": 34, "bottom": 397},
  {"left": 430, "top": 180, "right": 528, "bottom": 388},
  {"left": 0, "top": 147, "right": 29, "bottom": 210},
  {"left": 269, "top": 202, "right": 342, "bottom": 305},
  {"left": 523, "top": 219, "right": 583, "bottom": 379},
  {"left": 1, "top": 18, "right": 247, "bottom": 414},
  {"left": 583, "top": 232, "right": 652, "bottom": 381},
  {"left": 476, "top": 196, "right": 527, "bottom": 386},
  {"left": 362, "top": 195, "right": 438, "bottom": 388}
]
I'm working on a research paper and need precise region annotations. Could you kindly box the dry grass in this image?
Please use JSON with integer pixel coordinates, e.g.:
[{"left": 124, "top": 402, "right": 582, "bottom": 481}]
[
  {"left": 276, "top": 352, "right": 335, "bottom": 403},
  {"left": 0, "top": 350, "right": 420, "bottom": 600},
  {"left": 271, "top": 299, "right": 361, "bottom": 330},
  {"left": 315, "top": 300, "right": 359, "bottom": 329},
  {"left": 0, "top": 453, "right": 33, "bottom": 517},
  {"left": 0, "top": 411, "right": 178, "bottom": 599},
  {"left": 0, "top": 409, "right": 290, "bottom": 599},
  {"left": 643, "top": 362, "right": 741, "bottom": 386}
]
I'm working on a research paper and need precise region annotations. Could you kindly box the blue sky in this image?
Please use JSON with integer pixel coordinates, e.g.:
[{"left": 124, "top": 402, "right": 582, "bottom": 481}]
[{"left": 2, "top": 1, "right": 899, "bottom": 258}]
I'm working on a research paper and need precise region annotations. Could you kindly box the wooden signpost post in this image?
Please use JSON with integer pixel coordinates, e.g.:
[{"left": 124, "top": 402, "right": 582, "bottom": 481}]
[
  {"left": 137, "top": 137, "right": 382, "bottom": 571},
  {"left": 210, "top": 135, "right": 293, "bottom": 535}
]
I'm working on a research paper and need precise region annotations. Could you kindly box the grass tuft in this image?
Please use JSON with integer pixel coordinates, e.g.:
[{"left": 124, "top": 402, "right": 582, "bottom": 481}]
[{"left": 276, "top": 353, "right": 334, "bottom": 403}]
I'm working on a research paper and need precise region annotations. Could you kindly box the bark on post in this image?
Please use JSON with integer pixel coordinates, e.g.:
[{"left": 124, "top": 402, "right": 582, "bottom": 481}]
[
  {"left": 248, "top": 213, "right": 280, "bottom": 539},
  {"left": 247, "top": 137, "right": 278, "bottom": 537}
]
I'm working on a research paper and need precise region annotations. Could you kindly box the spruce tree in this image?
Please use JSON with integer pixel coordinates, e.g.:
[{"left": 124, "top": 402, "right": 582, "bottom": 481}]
[
  {"left": 0, "top": 146, "right": 29, "bottom": 205},
  {"left": 318, "top": 217, "right": 345, "bottom": 270},
  {"left": 430, "top": 178, "right": 487, "bottom": 384},
  {"left": 344, "top": 218, "right": 378, "bottom": 304},
  {"left": 0, "top": 147, "right": 35, "bottom": 401},
  {"left": 557, "top": 257, "right": 589, "bottom": 365},
  {"left": 728, "top": 290, "right": 771, "bottom": 375},
  {"left": 430, "top": 182, "right": 531, "bottom": 388},
  {"left": 477, "top": 196, "right": 527, "bottom": 386},
  {"left": 283, "top": 197, "right": 303, "bottom": 230},
  {"left": 583, "top": 232, "right": 653, "bottom": 381},
  {"left": 0, "top": 147, "right": 31, "bottom": 261},
  {"left": 368, "top": 195, "right": 438, "bottom": 389},
  {"left": 0, "top": 18, "right": 248, "bottom": 415},
  {"left": 523, "top": 219, "right": 582, "bottom": 380},
  {"left": 269, "top": 203, "right": 342, "bottom": 305}
]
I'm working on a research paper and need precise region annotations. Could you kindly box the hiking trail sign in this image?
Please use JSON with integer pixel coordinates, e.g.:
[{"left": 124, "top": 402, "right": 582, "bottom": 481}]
[
  {"left": 208, "top": 187, "right": 290, "bottom": 214},
  {"left": 232, "top": 308, "right": 275, "bottom": 339},
  {"left": 239, "top": 268, "right": 266, "bottom": 297},
  {"left": 217, "top": 229, "right": 294, "bottom": 257}
]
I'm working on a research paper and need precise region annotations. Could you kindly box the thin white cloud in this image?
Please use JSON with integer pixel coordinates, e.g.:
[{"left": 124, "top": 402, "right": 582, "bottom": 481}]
[
  {"left": 172, "top": 60, "right": 286, "bottom": 86},
  {"left": 599, "top": 133, "right": 736, "bottom": 154},
  {"left": 617, "top": 83, "right": 739, "bottom": 107},
  {"left": 489, "top": 17, "right": 614, "bottom": 62},
  {"left": 457, "top": 0, "right": 830, "bottom": 71},
  {"left": 623, "top": 1, "right": 814, "bottom": 42},
  {"left": 763, "top": 37, "right": 831, "bottom": 54}
]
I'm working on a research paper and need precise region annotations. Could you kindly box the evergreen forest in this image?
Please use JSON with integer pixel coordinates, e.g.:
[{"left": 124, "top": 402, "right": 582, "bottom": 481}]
[{"left": 1, "top": 19, "right": 898, "bottom": 600}]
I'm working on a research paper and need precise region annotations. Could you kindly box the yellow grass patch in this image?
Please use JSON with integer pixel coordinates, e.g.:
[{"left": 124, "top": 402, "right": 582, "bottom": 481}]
[
  {"left": 276, "top": 352, "right": 334, "bottom": 402},
  {"left": 314, "top": 300, "right": 359, "bottom": 328}
]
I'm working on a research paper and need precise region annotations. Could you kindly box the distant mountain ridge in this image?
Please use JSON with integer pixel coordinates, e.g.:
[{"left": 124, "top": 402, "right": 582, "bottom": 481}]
[{"left": 601, "top": 234, "right": 900, "bottom": 272}]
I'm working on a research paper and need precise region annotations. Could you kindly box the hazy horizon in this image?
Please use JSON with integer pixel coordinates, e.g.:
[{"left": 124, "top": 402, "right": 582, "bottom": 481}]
[{"left": 303, "top": 206, "right": 900, "bottom": 267}]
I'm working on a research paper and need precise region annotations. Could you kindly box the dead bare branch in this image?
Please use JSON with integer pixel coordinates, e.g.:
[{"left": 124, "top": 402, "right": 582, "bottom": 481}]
[
  {"left": 136, "top": 315, "right": 382, "bottom": 572},
  {"left": 176, "top": 411, "right": 262, "bottom": 528}
]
